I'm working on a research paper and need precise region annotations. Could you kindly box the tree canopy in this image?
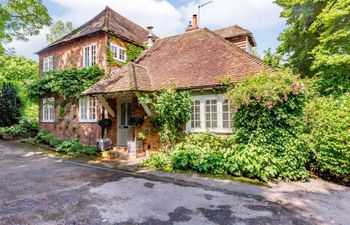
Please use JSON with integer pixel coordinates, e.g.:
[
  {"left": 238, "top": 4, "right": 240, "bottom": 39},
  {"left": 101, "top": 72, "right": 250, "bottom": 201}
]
[
  {"left": 46, "top": 20, "right": 74, "bottom": 43},
  {"left": 0, "top": 0, "right": 51, "bottom": 52},
  {"left": 276, "top": 0, "right": 349, "bottom": 85}
]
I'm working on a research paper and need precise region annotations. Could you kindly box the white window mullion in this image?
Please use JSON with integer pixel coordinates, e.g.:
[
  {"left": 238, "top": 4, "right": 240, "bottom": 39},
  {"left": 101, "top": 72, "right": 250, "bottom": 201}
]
[{"left": 217, "top": 96, "right": 223, "bottom": 130}]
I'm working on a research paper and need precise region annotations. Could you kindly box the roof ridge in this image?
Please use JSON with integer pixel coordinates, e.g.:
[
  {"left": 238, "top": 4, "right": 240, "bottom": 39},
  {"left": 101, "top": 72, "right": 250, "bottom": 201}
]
[
  {"left": 103, "top": 6, "right": 110, "bottom": 30},
  {"left": 48, "top": 8, "right": 106, "bottom": 47}
]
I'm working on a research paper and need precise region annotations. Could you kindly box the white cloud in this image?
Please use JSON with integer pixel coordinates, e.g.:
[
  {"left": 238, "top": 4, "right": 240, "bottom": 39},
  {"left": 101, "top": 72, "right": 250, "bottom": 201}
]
[
  {"left": 179, "top": 0, "right": 283, "bottom": 30},
  {"left": 7, "top": 0, "right": 283, "bottom": 60}
]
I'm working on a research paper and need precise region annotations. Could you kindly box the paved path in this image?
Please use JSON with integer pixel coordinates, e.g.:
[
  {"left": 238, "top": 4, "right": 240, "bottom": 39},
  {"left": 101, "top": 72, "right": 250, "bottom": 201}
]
[{"left": 0, "top": 141, "right": 320, "bottom": 224}]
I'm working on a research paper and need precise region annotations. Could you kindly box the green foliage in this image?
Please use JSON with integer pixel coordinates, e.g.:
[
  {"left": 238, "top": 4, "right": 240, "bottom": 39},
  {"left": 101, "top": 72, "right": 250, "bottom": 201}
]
[
  {"left": 226, "top": 70, "right": 309, "bottom": 181},
  {"left": 0, "top": 0, "right": 51, "bottom": 52},
  {"left": 33, "top": 129, "right": 98, "bottom": 155},
  {"left": 0, "top": 54, "right": 39, "bottom": 119},
  {"left": 262, "top": 48, "right": 282, "bottom": 68},
  {"left": 144, "top": 152, "right": 170, "bottom": 169},
  {"left": 34, "top": 129, "right": 63, "bottom": 147},
  {"left": 0, "top": 82, "right": 22, "bottom": 126},
  {"left": 275, "top": 0, "right": 350, "bottom": 95},
  {"left": 46, "top": 20, "right": 74, "bottom": 43},
  {"left": 0, "top": 124, "right": 26, "bottom": 136},
  {"left": 227, "top": 69, "right": 304, "bottom": 110},
  {"left": 139, "top": 88, "right": 191, "bottom": 152},
  {"left": 310, "top": 0, "right": 350, "bottom": 95},
  {"left": 125, "top": 43, "right": 144, "bottom": 62},
  {"left": 28, "top": 66, "right": 102, "bottom": 99},
  {"left": 171, "top": 133, "right": 235, "bottom": 173},
  {"left": 56, "top": 140, "right": 98, "bottom": 155},
  {"left": 303, "top": 94, "right": 350, "bottom": 183},
  {"left": 275, "top": 0, "right": 327, "bottom": 77}
]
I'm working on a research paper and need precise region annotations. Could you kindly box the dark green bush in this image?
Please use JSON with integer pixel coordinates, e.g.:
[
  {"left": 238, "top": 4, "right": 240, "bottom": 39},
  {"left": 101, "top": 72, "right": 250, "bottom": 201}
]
[
  {"left": 171, "top": 133, "right": 235, "bottom": 174},
  {"left": 225, "top": 70, "right": 310, "bottom": 181},
  {"left": 0, "top": 83, "right": 22, "bottom": 127},
  {"left": 303, "top": 94, "right": 350, "bottom": 183},
  {"left": 144, "top": 152, "right": 170, "bottom": 169},
  {"left": 56, "top": 140, "right": 98, "bottom": 155},
  {"left": 34, "top": 129, "right": 63, "bottom": 147},
  {"left": 0, "top": 125, "right": 27, "bottom": 136}
]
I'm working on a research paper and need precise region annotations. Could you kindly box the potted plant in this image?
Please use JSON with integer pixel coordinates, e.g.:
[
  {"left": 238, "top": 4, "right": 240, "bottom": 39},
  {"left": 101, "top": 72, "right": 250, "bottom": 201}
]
[{"left": 96, "top": 118, "right": 112, "bottom": 151}]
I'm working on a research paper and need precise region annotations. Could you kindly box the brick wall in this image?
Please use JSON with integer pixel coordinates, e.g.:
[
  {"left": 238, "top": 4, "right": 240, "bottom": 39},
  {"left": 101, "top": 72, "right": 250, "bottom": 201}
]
[
  {"left": 39, "top": 96, "right": 103, "bottom": 145},
  {"left": 38, "top": 33, "right": 109, "bottom": 145},
  {"left": 38, "top": 33, "right": 108, "bottom": 74},
  {"left": 132, "top": 97, "right": 160, "bottom": 151}
]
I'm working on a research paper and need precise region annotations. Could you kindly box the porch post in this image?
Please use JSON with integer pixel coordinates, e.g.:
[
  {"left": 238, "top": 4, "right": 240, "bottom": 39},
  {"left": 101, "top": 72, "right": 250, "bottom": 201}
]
[
  {"left": 97, "top": 95, "right": 115, "bottom": 118},
  {"left": 135, "top": 91, "right": 152, "bottom": 116}
]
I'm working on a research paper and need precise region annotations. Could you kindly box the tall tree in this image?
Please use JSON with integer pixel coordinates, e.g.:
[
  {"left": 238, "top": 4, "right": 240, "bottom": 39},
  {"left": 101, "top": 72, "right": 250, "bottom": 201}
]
[
  {"left": 0, "top": 82, "right": 22, "bottom": 126},
  {"left": 275, "top": 0, "right": 328, "bottom": 77},
  {"left": 310, "top": 0, "right": 350, "bottom": 94},
  {"left": 275, "top": 0, "right": 350, "bottom": 94},
  {"left": 0, "top": 54, "right": 39, "bottom": 119},
  {"left": 46, "top": 20, "right": 74, "bottom": 43},
  {"left": 0, "top": 0, "right": 51, "bottom": 52}
]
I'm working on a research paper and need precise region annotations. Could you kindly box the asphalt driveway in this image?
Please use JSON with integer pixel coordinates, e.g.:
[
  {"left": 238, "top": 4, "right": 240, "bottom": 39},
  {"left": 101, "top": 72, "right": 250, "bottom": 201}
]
[{"left": 0, "top": 140, "right": 318, "bottom": 225}]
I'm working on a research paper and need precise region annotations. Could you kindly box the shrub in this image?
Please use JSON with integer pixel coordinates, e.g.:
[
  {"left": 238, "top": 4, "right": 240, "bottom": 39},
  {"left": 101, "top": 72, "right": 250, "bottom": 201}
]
[
  {"left": 56, "top": 140, "right": 98, "bottom": 155},
  {"left": 0, "top": 125, "right": 27, "bottom": 136},
  {"left": 139, "top": 88, "right": 191, "bottom": 152},
  {"left": 34, "top": 129, "right": 63, "bottom": 147},
  {"left": 171, "top": 133, "right": 235, "bottom": 174},
  {"left": 144, "top": 152, "right": 170, "bottom": 169},
  {"left": 0, "top": 83, "right": 22, "bottom": 127},
  {"left": 303, "top": 94, "right": 350, "bottom": 183},
  {"left": 225, "top": 70, "right": 310, "bottom": 181}
]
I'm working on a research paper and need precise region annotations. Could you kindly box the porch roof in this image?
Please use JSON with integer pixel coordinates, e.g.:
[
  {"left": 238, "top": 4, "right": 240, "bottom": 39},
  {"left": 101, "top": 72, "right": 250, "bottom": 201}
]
[{"left": 83, "top": 63, "right": 152, "bottom": 95}]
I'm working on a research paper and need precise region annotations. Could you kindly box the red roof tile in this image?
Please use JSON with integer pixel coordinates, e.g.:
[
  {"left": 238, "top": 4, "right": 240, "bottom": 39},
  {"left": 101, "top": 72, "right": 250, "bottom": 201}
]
[{"left": 85, "top": 28, "right": 267, "bottom": 95}]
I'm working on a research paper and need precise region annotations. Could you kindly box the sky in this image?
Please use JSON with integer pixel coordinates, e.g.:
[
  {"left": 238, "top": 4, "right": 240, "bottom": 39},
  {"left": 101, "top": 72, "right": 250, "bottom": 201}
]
[{"left": 8, "top": 0, "right": 285, "bottom": 60}]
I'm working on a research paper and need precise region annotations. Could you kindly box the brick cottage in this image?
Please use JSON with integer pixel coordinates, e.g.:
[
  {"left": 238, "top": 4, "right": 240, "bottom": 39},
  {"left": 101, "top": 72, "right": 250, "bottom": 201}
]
[{"left": 36, "top": 6, "right": 265, "bottom": 155}]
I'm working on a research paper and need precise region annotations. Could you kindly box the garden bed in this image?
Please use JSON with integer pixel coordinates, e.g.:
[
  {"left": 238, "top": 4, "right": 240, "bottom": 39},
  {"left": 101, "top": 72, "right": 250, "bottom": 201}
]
[{"left": 1, "top": 131, "right": 37, "bottom": 141}]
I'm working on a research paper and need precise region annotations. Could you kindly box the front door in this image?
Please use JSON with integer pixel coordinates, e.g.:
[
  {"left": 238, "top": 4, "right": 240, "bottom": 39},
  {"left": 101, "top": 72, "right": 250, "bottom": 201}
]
[{"left": 117, "top": 100, "right": 133, "bottom": 146}]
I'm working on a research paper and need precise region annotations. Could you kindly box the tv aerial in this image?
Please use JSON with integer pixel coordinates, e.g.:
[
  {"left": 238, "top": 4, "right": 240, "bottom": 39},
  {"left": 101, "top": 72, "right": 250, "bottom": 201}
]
[{"left": 198, "top": 1, "right": 213, "bottom": 26}]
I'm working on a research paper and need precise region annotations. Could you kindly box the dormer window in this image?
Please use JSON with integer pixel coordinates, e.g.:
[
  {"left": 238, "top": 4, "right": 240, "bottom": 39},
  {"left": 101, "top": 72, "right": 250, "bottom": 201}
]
[
  {"left": 110, "top": 43, "right": 126, "bottom": 62},
  {"left": 43, "top": 56, "right": 53, "bottom": 72},
  {"left": 83, "top": 43, "right": 97, "bottom": 67}
]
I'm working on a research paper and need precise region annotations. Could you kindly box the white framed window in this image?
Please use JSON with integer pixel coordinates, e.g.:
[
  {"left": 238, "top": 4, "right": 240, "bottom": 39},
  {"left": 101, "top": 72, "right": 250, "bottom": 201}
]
[
  {"left": 79, "top": 96, "right": 97, "bottom": 122},
  {"left": 42, "top": 97, "right": 55, "bottom": 122},
  {"left": 83, "top": 43, "right": 97, "bottom": 67},
  {"left": 43, "top": 56, "right": 53, "bottom": 72},
  {"left": 110, "top": 43, "right": 126, "bottom": 62},
  {"left": 190, "top": 100, "right": 201, "bottom": 129},
  {"left": 187, "top": 95, "right": 232, "bottom": 133}
]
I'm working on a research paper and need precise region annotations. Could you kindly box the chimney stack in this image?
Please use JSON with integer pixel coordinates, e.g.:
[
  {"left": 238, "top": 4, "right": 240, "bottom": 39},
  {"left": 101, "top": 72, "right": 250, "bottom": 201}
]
[
  {"left": 186, "top": 14, "right": 199, "bottom": 32},
  {"left": 192, "top": 14, "right": 198, "bottom": 29},
  {"left": 147, "top": 26, "right": 155, "bottom": 47}
]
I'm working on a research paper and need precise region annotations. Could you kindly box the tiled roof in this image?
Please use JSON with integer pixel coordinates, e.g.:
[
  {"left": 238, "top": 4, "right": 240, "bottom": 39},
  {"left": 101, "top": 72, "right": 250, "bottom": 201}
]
[
  {"left": 84, "top": 63, "right": 152, "bottom": 95},
  {"left": 84, "top": 28, "right": 267, "bottom": 95},
  {"left": 214, "top": 25, "right": 256, "bottom": 46},
  {"left": 36, "top": 6, "right": 149, "bottom": 54}
]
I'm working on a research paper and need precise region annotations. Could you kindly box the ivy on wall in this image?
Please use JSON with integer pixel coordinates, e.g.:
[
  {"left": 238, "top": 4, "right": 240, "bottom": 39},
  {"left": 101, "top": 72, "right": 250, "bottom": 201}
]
[
  {"left": 28, "top": 66, "right": 102, "bottom": 100},
  {"left": 105, "top": 35, "right": 145, "bottom": 72}
]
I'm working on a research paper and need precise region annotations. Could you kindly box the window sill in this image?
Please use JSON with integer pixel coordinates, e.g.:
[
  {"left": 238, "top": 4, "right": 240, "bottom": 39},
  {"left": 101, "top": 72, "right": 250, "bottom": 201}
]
[
  {"left": 78, "top": 120, "right": 97, "bottom": 123},
  {"left": 41, "top": 121, "right": 55, "bottom": 123},
  {"left": 186, "top": 129, "right": 233, "bottom": 134}
]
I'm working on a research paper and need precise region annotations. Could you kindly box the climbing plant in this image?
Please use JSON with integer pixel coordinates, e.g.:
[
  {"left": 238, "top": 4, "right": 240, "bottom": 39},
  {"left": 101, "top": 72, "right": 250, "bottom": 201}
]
[
  {"left": 105, "top": 36, "right": 145, "bottom": 70},
  {"left": 139, "top": 88, "right": 191, "bottom": 152},
  {"left": 27, "top": 65, "right": 102, "bottom": 99}
]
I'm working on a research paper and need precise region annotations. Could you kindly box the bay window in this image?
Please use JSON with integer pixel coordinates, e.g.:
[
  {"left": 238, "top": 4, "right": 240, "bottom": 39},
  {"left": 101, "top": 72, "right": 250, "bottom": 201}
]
[{"left": 187, "top": 95, "right": 232, "bottom": 133}]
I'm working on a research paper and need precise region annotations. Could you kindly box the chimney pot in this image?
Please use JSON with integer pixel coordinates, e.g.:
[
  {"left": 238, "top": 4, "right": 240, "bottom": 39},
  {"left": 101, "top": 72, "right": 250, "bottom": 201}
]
[
  {"left": 192, "top": 14, "right": 198, "bottom": 29},
  {"left": 147, "top": 26, "right": 154, "bottom": 47}
]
